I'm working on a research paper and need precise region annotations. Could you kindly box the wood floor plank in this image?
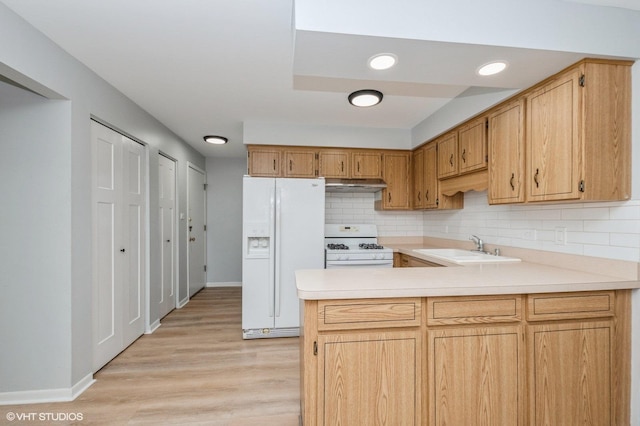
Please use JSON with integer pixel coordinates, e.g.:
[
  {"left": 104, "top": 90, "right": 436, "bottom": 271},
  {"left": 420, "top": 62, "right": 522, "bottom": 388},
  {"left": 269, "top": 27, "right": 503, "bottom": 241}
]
[{"left": 1, "top": 288, "right": 300, "bottom": 425}]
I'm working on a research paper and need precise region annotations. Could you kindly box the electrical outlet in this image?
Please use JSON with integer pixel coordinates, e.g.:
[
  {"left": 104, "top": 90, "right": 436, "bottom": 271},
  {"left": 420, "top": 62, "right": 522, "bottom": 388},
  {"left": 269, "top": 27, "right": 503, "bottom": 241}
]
[
  {"left": 444, "top": 225, "right": 449, "bottom": 234},
  {"left": 555, "top": 227, "right": 567, "bottom": 245},
  {"left": 523, "top": 230, "right": 537, "bottom": 241}
]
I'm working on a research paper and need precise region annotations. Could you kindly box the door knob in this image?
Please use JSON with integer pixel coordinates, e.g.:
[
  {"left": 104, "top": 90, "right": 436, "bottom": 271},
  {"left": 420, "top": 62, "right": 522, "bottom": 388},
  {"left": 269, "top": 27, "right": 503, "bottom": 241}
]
[
  {"left": 190, "top": 237, "right": 196, "bottom": 242},
  {"left": 120, "top": 248, "right": 126, "bottom": 253}
]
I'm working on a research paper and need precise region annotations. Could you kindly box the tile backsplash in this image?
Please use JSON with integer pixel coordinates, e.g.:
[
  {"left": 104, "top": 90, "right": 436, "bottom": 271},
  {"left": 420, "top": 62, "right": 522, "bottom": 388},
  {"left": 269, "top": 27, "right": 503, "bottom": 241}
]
[
  {"left": 325, "top": 193, "right": 424, "bottom": 236},
  {"left": 325, "top": 191, "right": 640, "bottom": 262}
]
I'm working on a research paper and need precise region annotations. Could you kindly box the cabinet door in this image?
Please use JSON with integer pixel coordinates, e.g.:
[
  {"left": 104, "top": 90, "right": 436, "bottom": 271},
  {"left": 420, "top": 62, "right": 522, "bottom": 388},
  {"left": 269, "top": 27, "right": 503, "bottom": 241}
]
[
  {"left": 528, "top": 320, "right": 613, "bottom": 426},
  {"left": 526, "top": 69, "right": 581, "bottom": 201},
  {"left": 381, "top": 152, "right": 410, "bottom": 210},
  {"left": 428, "top": 326, "right": 524, "bottom": 426},
  {"left": 488, "top": 100, "right": 525, "bottom": 204},
  {"left": 412, "top": 148, "right": 425, "bottom": 208},
  {"left": 458, "top": 116, "right": 487, "bottom": 175},
  {"left": 283, "top": 150, "right": 316, "bottom": 178},
  {"left": 423, "top": 142, "right": 440, "bottom": 209},
  {"left": 318, "top": 330, "right": 420, "bottom": 426},
  {"left": 436, "top": 132, "right": 458, "bottom": 179},
  {"left": 352, "top": 151, "right": 382, "bottom": 178},
  {"left": 400, "top": 254, "right": 442, "bottom": 267},
  {"left": 318, "top": 150, "right": 349, "bottom": 178},
  {"left": 248, "top": 148, "right": 281, "bottom": 177}
]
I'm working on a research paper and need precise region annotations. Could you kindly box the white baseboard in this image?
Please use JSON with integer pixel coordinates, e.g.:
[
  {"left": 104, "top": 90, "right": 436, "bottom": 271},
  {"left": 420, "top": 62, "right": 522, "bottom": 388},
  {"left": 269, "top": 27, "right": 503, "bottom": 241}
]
[
  {"left": 177, "top": 296, "right": 189, "bottom": 308},
  {"left": 0, "top": 373, "right": 95, "bottom": 406},
  {"left": 146, "top": 319, "right": 161, "bottom": 334},
  {"left": 206, "top": 281, "right": 241, "bottom": 287}
]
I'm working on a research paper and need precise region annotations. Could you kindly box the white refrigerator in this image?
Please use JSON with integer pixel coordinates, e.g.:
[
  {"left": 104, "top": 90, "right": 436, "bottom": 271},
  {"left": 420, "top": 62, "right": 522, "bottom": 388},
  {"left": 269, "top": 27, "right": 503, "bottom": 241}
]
[{"left": 242, "top": 176, "right": 325, "bottom": 339}]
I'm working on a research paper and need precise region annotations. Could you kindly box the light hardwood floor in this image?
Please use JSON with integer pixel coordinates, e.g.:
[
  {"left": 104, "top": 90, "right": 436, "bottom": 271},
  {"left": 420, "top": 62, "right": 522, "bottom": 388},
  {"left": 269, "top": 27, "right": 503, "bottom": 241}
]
[{"left": 2, "top": 288, "right": 301, "bottom": 425}]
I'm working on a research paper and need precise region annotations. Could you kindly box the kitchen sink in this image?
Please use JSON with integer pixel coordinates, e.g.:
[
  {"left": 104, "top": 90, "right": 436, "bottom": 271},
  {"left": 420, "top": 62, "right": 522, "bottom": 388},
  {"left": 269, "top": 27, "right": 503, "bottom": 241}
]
[{"left": 413, "top": 248, "right": 521, "bottom": 265}]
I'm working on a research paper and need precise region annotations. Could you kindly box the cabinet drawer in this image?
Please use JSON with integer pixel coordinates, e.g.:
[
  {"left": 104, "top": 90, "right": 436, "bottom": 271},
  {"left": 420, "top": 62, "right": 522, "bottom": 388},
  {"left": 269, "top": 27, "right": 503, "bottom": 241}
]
[
  {"left": 526, "top": 291, "right": 615, "bottom": 321},
  {"left": 318, "top": 298, "right": 421, "bottom": 331},
  {"left": 427, "top": 295, "right": 522, "bottom": 326}
]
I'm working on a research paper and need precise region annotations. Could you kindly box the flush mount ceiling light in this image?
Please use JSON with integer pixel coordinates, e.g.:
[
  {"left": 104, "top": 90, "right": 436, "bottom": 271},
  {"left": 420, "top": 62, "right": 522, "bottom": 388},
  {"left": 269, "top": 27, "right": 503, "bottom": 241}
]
[
  {"left": 348, "top": 90, "right": 383, "bottom": 107},
  {"left": 368, "top": 53, "right": 397, "bottom": 70},
  {"left": 477, "top": 61, "right": 508, "bottom": 76},
  {"left": 203, "top": 135, "right": 228, "bottom": 145}
]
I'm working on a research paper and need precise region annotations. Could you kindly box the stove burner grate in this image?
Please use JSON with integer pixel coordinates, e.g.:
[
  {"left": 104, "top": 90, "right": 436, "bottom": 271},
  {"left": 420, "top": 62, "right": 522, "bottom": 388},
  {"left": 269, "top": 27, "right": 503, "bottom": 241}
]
[
  {"left": 359, "top": 243, "right": 384, "bottom": 250},
  {"left": 327, "top": 243, "right": 349, "bottom": 250}
]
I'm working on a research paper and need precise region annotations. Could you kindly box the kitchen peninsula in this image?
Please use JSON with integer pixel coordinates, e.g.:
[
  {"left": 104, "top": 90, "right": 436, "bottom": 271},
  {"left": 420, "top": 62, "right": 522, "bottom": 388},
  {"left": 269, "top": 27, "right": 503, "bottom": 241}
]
[{"left": 296, "top": 257, "right": 640, "bottom": 426}]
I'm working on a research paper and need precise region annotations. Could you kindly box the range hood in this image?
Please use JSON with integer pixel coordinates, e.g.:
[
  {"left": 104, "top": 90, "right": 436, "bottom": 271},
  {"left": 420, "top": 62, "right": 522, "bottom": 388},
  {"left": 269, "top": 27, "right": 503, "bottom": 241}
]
[{"left": 324, "top": 178, "right": 387, "bottom": 193}]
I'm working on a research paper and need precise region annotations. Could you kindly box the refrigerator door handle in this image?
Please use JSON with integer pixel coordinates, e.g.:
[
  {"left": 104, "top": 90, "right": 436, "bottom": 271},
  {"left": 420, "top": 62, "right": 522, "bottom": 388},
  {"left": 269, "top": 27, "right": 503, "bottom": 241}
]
[
  {"left": 274, "top": 186, "right": 282, "bottom": 318},
  {"left": 267, "top": 189, "right": 276, "bottom": 318}
]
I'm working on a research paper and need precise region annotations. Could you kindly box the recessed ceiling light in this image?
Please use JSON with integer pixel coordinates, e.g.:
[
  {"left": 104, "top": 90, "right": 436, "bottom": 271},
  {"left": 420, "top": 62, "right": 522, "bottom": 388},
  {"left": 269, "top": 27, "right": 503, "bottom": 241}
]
[
  {"left": 348, "top": 90, "right": 384, "bottom": 107},
  {"left": 368, "top": 53, "right": 397, "bottom": 70},
  {"left": 203, "top": 135, "right": 228, "bottom": 145},
  {"left": 477, "top": 61, "right": 508, "bottom": 76}
]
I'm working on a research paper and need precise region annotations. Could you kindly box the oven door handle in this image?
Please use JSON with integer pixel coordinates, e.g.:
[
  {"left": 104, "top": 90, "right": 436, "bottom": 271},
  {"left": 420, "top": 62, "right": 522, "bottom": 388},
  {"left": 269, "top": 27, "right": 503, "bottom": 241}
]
[{"left": 326, "top": 260, "right": 393, "bottom": 267}]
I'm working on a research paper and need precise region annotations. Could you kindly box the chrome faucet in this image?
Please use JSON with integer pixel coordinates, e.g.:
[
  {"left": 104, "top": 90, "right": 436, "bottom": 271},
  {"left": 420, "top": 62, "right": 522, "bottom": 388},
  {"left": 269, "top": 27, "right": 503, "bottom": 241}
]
[{"left": 469, "top": 235, "right": 485, "bottom": 253}]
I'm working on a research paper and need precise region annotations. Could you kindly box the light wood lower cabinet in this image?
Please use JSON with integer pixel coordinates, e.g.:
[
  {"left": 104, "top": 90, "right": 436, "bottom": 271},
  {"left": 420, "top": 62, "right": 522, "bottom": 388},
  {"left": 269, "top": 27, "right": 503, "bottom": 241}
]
[
  {"left": 300, "top": 290, "right": 630, "bottom": 426},
  {"left": 528, "top": 320, "right": 613, "bottom": 426},
  {"left": 428, "top": 326, "right": 524, "bottom": 426},
  {"left": 318, "top": 330, "right": 420, "bottom": 426},
  {"left": 398, "top": 253, "right": 443, "bottom": 267}
]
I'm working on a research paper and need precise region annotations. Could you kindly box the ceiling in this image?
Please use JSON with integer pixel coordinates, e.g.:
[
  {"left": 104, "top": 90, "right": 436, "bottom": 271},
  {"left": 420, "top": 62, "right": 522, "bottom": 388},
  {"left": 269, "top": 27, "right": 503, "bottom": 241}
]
[{"left": 2, "top": 0, "right": 639, "bottom": 158}]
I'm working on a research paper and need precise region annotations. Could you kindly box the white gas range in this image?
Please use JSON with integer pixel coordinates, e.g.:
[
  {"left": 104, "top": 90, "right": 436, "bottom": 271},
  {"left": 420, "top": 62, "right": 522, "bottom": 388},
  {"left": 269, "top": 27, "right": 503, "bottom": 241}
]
[{"left": 324, "top": 224, "right": 394, "bottom": 268}]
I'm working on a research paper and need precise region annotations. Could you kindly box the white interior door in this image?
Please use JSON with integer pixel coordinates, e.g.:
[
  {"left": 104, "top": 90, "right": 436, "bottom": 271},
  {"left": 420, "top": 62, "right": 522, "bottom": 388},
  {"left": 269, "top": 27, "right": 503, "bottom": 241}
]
[
  {"left": 92, "top": 120, "right": 146, "bottom": 371},
  {"left": 187, "top": 164, "right": 206, "bottom": 298},
  {"left": 121, "top": 138, "right": 146, "bottom": 347},
  {"left": 158, "top": 154, "right": 176, "bottom": 318}
]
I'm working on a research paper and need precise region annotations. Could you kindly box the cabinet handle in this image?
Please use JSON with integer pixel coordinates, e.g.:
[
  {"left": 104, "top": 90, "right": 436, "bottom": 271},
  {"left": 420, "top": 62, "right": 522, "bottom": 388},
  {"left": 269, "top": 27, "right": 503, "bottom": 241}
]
[
  {"left": 289, "top": 159, "right": 293, "bottom": 171},
  {"left": 388, "top": 193, "right": 392, "bottom": 203},
  {"left": 341, "top": 161, "right": 344, "bottom": 172},
  {"left": 426, "top": 190, "right": 429, "bottom": 201},
  {"left": 510, "top": 173, "right": 515, "bottom": 191},
  {"left": 417, "top": 192, "right": 421, "bottom": 202},
  {"left": 273, "top": 159, "right": 276, "bottom": 170},
  {"left": 534, "top": 168, "right": 540, "bottom": 188},
  {"left": 461, "top": 149, "right": 466, "bottom": 163},
  {"left": 357, "top": 162, "right": 361, "bottom": 172},
  {"left": 449, "top": 154, "right": 454, "bottom": 167}
]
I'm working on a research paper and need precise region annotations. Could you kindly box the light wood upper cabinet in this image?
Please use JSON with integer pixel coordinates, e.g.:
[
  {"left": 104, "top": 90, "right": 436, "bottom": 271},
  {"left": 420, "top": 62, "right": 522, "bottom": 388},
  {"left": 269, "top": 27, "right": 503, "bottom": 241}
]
[
  {"left": 422, "top": 143, "right": 441, "bottom": 209},
  {"left": 377, "top": 152, "right": 410, "bottom": 210},
  {"left": 526, "top": 68, "right": 581, "bottom": 202},
  {"left": 352, "top": 151, "right": 382, "bottom": 178},
  {"left": 283, "top": 149, "right": 317, "bottom": 178},
  {"left": 412, "top": 148, "right": 425, "bottom": 208},
  {"left": 437, "top": 117, "right": 487, "bottom": 180},
  {"left": 318, "top": 150, "right": 349, "bottom": 178},
  {"left": 458, "top": 116, "right": 488, "bottom": 175},
  {"left": 413, "top": 142, "right": 463, "bottom": 210},
  {"left": 436, "top": 131, "right": 458, "bottom": 179},
  {"left": 247, "top": 147, "right": 281, "bottom": 177},
  {"left": 488, "top": 99, "right": 526, "bottom": 204},
  {"left": 525, "top": 60, "right": 631, "bottom": 202}
]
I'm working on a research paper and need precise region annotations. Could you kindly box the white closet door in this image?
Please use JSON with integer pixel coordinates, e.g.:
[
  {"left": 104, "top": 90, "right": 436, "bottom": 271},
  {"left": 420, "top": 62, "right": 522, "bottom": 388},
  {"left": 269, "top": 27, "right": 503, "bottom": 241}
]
[
  {"left": 91, "top": 121, "right": 146, "bottom": 371},
  {"left": 158, "top": 154, "right": 176, "bottom": 319},
  {"left": 121, "top": 138, "right": 146, "bottom": 347}
]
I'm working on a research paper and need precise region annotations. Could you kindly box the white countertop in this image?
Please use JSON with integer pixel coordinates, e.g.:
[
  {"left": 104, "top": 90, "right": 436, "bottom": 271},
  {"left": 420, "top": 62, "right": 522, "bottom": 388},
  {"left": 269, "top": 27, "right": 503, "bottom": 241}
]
[{"left": 296, "top": 261, "right": 640, "bottom": 300}]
